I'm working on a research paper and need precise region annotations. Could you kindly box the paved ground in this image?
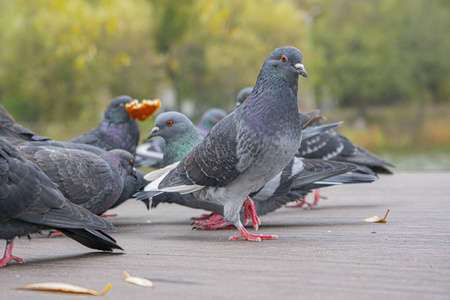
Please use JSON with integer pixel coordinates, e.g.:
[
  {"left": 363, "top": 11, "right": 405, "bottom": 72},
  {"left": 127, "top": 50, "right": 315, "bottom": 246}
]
[{"left": 1, "top": 171, "right": 449, "bottom": 299}]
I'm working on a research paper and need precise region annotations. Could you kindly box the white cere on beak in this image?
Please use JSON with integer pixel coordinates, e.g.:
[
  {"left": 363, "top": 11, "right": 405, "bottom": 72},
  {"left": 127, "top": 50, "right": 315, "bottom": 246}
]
[{"left": 295, "top": 63, "right": 305, "bottom": 69}]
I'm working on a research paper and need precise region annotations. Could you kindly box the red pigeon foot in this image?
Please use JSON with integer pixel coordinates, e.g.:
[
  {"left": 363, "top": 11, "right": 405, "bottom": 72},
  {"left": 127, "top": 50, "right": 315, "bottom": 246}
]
[
  {"left": 193, "top": 214, "right": 234, "bottom": 230},
  {"left": 0, "top": 239, "right": 24, "bottom": 267},
  {"left": 229, "top": 225, "right": 278, "bottom": 242}
]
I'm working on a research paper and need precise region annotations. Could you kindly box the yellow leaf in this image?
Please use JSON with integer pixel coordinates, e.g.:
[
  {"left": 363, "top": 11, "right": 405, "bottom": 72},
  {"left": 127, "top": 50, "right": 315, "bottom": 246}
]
[
  {"left": 123, "top": 271, "right": 154, "bottom": 288},
  {"left": 364, "top": 209, "right": 390, "bottom": 223},
  {"left": 12, "top": 282, "right": 112, "bottom": 296}
]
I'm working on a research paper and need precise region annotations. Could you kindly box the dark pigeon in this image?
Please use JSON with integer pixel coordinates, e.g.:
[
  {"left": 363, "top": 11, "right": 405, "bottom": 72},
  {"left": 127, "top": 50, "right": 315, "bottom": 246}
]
[
  {"left": 15, "top": 145, "right": 136, "bottom": 215},
  {"left": 69, "top": 96, "right": 140, "bottom": 156},
  {"left": 0, "top": 103, "right": 51, "bottom": 141},
  {"left": 0, "top": 138, "right": 122, "bottom": 267},
  {"left": 140, "top": 47, "right": 310, "bottom": 241},
  {"left": 135, "top": 108, "right": 227, "bottom": 168}
]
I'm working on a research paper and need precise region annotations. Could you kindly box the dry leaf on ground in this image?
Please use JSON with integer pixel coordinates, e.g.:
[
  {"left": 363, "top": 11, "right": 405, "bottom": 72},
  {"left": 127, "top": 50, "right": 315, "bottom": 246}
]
[{"left": 12, "top": 282, "right": 112, "bottom": 296}]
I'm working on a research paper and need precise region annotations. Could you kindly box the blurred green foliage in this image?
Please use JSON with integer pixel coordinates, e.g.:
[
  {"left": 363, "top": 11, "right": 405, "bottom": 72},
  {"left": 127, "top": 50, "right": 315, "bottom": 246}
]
[{"left": 0, "top": 0, "right": 449, "bottom": 155}]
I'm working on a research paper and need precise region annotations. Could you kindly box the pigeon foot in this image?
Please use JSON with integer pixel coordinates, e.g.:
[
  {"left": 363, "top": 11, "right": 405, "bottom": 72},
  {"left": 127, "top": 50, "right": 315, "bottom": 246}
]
[
  {"left": 229, "top": 226, "right": 278, "bottom": 242},
  {"left": 0, "top": 239, "right": 25, "bottom": 267},
  {"left": 243, "top": 197, "right": 261, "bottom": 230},
  {"left": 193, "top": 214, "right": 234, "bottom": 230},
  {"left": 286, "top": 189, "right": 327, "bottom": 209}
]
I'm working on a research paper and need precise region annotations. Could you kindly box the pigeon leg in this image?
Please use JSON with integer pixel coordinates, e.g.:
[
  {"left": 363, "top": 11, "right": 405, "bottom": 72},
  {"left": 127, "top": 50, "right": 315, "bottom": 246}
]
[
  {"left": 191, "top": 212, "right": 215, "bottom": 222},
  {"left": 229, "top": 225, "right": 278, "bottom": 242},
  {"left": 286, "top": 197, "right": 310, "bottom": 208},
  {"left": 242, "top": 197, "right": 261, "bottom": 231},
  {"left": 309, "top": 189, "right": 328, "bottom": 208},
  {"left": 0, "top": 239, "right": 24, "bottom": 267},
  {"left": 193, "top": 214, "right": 234, "bottom": 230}
]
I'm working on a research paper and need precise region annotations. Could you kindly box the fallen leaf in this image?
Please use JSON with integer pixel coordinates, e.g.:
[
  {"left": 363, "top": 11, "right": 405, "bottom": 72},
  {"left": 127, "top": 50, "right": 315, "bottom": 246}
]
[
  {"left": 365, "top": 209, "right": 390, "bottom": 223},
  {"left": 12, "top": 282, "right": 111, "bottom": 296},
  {"left": 123, "top": 271, "right": 154, "bottom": 288}
]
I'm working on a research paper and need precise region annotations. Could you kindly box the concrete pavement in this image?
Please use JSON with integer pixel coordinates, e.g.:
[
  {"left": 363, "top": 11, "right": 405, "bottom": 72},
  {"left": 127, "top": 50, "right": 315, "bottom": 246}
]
[{"left": 1, "top": 171, "right": 449, "bottom": 299}]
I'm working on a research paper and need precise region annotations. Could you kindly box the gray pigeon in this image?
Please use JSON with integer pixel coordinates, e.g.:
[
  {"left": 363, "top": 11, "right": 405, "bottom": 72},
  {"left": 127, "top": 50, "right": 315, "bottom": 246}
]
[
  {"left": 0, "top": 103, "right": 51, "bottom": 141},
  {"left": 0, "top": 138, "right": 122, "bottom": 267},
  {"left": 140, "top": 47, "right": 309, "bottom": 241},
  {"left": 70, "top": 96, "right": 140, "bottom": 156},
  {"left": 139, "top": 112, "right": 376, "bottom": 230},
  {"left": 16, "top": 145, "right": 136, "bottom": 215},
  {"left": 134, "top": 108, "right": 228, "bottom": 168}
]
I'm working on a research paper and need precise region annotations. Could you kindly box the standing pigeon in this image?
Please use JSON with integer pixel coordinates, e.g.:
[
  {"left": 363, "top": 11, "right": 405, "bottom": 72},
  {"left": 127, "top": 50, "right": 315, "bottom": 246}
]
[
  {"left": 135, "top": 108, "right": 227, "bottom": 168},
  {"left": 70, "top": 96, "right": 140, "bottom": 156},
  {"left": 0, "top": 139, "right": 122, "bottom": 267},
  {"left": 141, "top": 47, "right": 308, "bottom": 241},
  {"left": 16, "top": 145, "right": 136, "bottom": 215}
]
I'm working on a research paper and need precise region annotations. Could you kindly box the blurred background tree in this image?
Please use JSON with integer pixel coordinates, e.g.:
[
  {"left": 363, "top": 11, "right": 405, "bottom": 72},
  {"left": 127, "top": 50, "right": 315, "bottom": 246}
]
[{"left": 0, "top": 0, "right": 449, "bottom": 169}]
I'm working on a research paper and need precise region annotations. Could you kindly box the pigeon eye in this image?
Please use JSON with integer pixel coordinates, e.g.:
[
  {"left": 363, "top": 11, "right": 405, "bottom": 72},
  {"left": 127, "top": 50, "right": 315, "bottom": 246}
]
[
  {"left": 244, "top": 95, "right": 248, "bottom": 100},
  {"left": 281, "top": 55, "right": 287, "bottom": 62},
  {"left": 167, "top": 120, "right": 173, "bottom": 126},
  {"left": 128, "top": 159, "right": 133, "bottom": 165}
]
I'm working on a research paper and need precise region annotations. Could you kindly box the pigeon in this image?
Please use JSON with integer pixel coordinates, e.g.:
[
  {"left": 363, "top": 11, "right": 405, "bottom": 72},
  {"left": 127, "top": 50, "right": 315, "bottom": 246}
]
[
  {"left": 139, "top": 112, "right": 225, "bottom": 215},
  {"left": 235, "top": 86, "right": 394, "bottom": 208},
  {"left": 15, "top": 144, "right": 136, "bottom": 215},
  {"left": 139, "top": 46, "right": 310, "bottom": 242},
  {"left": 69, "top": 96, "right": 140, "bottom": 156},
  {"left": 134, "top": 108, "right": 228, "bottom": 168},
  {"left": 0, "top": 103, "right": 51, "bottom": 141},
  {"left": 0, "top": 138, "right": 123, "bottom": 267},
  {"left": 139, "top": 111, "right": 376, "bottom": 230}
]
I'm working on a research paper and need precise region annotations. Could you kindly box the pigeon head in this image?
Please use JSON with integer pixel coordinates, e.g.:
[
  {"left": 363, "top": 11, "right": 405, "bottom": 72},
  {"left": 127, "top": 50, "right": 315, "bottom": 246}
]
[
  {"left": 262, "top": 46, "right": 308, "bottom": 83},
  {"left": 235, "top": 87, "right": 253, "bottom": 108},
  {"left": 148, "top": 112, "right": 197, "bottom": 141},
  {"left": 198, "top": 109, "right": 227, "bottom": 131},
  {"left": 147, "top": 112, "right": 202, "bottom": 165},
  {"left": 103, "top": 149, "right": 136, "bottom": 179},
  {"left": 104, "top": 96, "right": 134, "bottom": 124}
]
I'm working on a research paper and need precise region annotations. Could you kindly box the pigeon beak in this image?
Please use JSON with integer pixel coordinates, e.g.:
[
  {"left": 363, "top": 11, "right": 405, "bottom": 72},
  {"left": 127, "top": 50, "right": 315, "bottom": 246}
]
[
  {"left": 295, "top": 63, "right": 308, "bottom": 78},
  {"left": 132, "top": 167, "right": 137, "bottom": 179},
  {"left": 147, "top": 127, "right": 160, "bottom": 140}
]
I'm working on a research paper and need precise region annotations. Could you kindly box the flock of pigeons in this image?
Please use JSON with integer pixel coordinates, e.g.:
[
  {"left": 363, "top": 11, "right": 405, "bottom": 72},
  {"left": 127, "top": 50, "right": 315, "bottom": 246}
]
[{"left": 0, "top": 46, "right": 393, "bottom": 267}]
